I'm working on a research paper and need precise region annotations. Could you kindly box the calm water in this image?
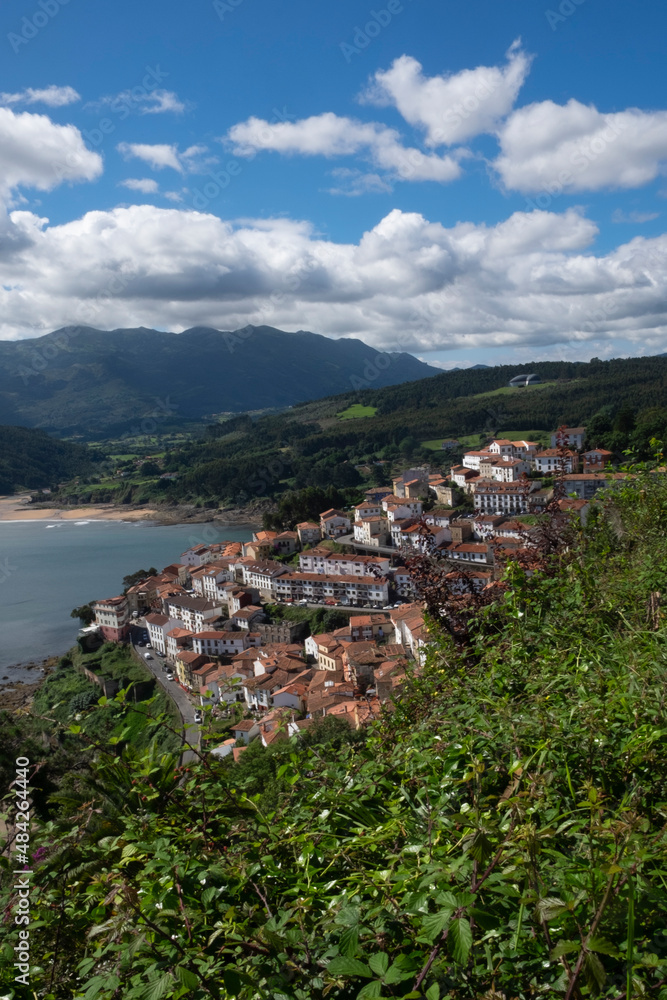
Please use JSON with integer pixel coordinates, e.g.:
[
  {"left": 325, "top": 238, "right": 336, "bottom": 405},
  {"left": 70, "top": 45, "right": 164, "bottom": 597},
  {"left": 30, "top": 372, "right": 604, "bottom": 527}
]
[{"left": 0, "top": 519, "right": 252, "bottom": 684}]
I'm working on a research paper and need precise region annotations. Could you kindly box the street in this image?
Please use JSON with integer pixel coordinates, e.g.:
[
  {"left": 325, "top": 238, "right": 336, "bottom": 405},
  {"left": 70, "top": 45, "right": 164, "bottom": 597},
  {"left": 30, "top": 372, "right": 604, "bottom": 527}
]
[{"left": 129, "top": 620, "right": 199, "bottom": 764}]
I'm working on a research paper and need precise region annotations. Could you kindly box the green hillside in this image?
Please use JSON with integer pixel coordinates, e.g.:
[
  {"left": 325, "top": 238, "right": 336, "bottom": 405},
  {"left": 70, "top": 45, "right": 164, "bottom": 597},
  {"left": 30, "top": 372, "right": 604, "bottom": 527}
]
[
  {"left": 3, "top": 473, "right": 667, "bottom": 997},
  {"left": 0, "top": 424, "right": 97, "bottom": 494}
]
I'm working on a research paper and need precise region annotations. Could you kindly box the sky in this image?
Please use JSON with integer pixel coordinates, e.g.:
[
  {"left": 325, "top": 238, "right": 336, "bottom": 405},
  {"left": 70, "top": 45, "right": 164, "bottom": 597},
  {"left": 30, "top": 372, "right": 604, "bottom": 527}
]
[{"left": 1, "top": 0, "right": 667, "bottom": 368}]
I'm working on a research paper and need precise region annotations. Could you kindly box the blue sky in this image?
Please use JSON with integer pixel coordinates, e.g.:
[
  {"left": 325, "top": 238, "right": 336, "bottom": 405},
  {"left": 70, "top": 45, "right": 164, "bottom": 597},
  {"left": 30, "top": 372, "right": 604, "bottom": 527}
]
[{"left": 1, "top": 0, "right": 667, "bottom": 367}]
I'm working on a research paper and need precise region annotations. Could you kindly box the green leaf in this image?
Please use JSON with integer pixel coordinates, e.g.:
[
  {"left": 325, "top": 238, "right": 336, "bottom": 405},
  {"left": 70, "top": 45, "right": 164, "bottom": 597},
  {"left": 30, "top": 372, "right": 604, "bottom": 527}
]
[
  {"left": 175, "top": 966, "right": 199, "bottom": 990},
  {"left": 368, "top": 953, "right": 389, "bottom": 977},
  {"left": 448, "top": 918, "right": 473, "bottom": 965},
  {"left": 139, "top": 973, "right": 174, "bottom": 1000},
  {"left": 551, "top": 939, "right": 581, "bottom": 959},
  {"left": 223, "top": 970, "right": 242, "bottom": 996},
  {"left": 583, "top": 951, "right": 607, "bottom": 992},
  {"left": 328, "top": 956, "right": 372, "bottom": 978},
  {"left": 535, "top": 896, "right": 570, "bottom": 921},
  {"left": 339, "top": 924, "right": 360, "bottom": 957},
  {"left": 588, "top": 936, "right": 620, "bottom": 958},
  {"left": 357, "top": 982, "right": 383, "bottom": 1000},
  {"left": 421, "top": 909, "right": 454, "bottom": 942},
  {"left": 426, "top": 985, "right": 440, "bottom": 1000},
  {"left": 384, "top": 962, "right": 413, "bottom": 984}
]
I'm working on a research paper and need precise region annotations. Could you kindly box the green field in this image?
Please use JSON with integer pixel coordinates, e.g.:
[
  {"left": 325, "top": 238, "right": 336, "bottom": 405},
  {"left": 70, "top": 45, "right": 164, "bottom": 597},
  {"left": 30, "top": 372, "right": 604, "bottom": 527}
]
[{"left": 336, "top": 404, "right": 378, "bottom": 420}]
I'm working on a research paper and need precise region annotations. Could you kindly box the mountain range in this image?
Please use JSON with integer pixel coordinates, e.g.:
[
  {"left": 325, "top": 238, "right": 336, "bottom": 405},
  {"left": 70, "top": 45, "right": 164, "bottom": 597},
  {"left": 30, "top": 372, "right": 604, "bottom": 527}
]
[{"left": 0, "top": 325, "right": 438, "bottom": 436}]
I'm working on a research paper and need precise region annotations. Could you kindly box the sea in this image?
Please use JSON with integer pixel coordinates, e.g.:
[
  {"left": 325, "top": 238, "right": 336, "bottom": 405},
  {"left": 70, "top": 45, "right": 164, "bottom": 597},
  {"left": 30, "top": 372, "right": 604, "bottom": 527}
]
[{"left": 0, "top": 518, "right": 253, "bottom": 686}]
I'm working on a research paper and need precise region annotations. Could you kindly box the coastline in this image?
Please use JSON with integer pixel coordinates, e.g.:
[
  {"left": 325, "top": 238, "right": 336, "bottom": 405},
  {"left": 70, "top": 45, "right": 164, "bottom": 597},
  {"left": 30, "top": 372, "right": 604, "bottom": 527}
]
[
  {"left": 0, "top": 493, "right": 270, "bottom": 528},
  {"left": 0, "top": 657, "right": 57, "bottom": 710}
]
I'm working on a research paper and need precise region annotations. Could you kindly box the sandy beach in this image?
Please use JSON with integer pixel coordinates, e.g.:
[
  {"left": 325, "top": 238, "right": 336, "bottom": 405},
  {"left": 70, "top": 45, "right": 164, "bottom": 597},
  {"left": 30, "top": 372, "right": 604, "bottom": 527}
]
[
  {"left": 0, "top": 493, "right": 160, "bottom": 523},
  {"left": 0, "top": 493, "right": 270, "bottom": 527}
]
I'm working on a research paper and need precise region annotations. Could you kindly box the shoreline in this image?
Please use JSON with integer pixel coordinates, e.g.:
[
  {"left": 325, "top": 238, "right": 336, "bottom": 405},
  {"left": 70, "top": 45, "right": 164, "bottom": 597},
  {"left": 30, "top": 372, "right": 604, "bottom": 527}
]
[
  {"left": 0, "top": 493, "right": 268, "bottom": 528},
  {"left": 0, "top": 657, "right": 57, "bottom": 710}
]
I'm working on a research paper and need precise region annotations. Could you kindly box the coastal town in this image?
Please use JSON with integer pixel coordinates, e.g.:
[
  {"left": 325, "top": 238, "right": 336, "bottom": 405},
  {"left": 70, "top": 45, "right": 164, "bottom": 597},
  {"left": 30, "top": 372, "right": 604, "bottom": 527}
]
[{"left": 86, "top": 425, "right": 627, "bottom": 755}]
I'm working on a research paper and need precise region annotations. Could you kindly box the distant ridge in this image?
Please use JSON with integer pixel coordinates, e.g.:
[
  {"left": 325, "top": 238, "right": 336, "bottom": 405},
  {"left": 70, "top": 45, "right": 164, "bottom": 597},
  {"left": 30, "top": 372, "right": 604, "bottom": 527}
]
[{"left": 0, "top": 325, "right": 438, "bottom": 435}]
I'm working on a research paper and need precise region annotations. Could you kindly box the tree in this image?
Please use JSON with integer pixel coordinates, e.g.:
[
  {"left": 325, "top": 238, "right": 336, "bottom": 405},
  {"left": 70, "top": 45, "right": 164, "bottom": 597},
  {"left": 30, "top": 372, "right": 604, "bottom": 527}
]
[
  {"left": 70, "top": 604, "right": 95, "bottom": 625},
  {"left": 140, "top": 461, "right": 161, "bottom": 477},
  {"left": 122, "top": 568, "right": 158, "bottom": 590}
]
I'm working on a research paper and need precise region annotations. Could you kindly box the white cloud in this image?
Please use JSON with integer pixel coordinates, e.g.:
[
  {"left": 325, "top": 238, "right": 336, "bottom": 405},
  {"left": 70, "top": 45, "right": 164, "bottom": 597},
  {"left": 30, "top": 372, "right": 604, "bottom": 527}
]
[
  {"left": 327, "top": 168, "right": 393, "bottom": 196},
  {"left": 612, "top": 209, "right": 659, "bottom": 224},
  {"left": 0, "top": 85, "right": 81, "bottom": 108},
  {"left": 0, "top": 107, "right": 102, "bottom": 198},
  {"left": 227, "top": 112, "right": 461, "bottom": 183},
  {"left": 2, "top": 204, "right": 667, "bottom": 358},
  {"left": 120, "top": 178, "right": 159, "bottom": 193},
  {"left": 117, "top": 142, "right": 213, "bottom": 173},
  {"left": 361, "top": 41, "right": 531, "bottom": 146},
  {"left": 91, "top": 88, "right": 186, "bottom": 115},
  {"left": 495, "top": 99, "right": 667, "bottom": 193}
]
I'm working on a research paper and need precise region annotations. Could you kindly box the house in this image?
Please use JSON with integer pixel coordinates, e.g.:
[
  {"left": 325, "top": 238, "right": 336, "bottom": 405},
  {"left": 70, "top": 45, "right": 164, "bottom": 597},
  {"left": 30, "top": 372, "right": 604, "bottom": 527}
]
[
  {"left": 393, "top": 468, "right": 430, "bottom": 499},
  {"left": 166, "top": 627, "right": 194, "bottom": 663},
  {"left": 512, "top": 441, "right": 540, "bottom": 457},
  {"left": 551, "top": 427, "right": 586, "bottom": 449},
  {"left": 180, "top": 545, "right": 215, "bottom": 568},
  {"left": 353, "top": 516, "right": 390, "bottom": 547},
  {"left": 274, "top": 571, "right": 390, "bottom": 607},
  {"left": 92, "top": 596, "right": 130, "bottom": 642},
  {"left": 562, "top": 472, "right": 627, "bottom": 500},
  {"left": 222, "top": 586, "right": 257, "bottom": 616},
  {"left": 471, "top": 515, "right": 506, "bottom": 540},
  {"left": 490, "top": 457, "right": 533, "bottom": 482},
  {"left": 191, "top": 630, "right": 261, "bottom": 658},
  {"left": 364, "top": 486, "right": 395, "bottom": 503},
  {"left": 382, "top": 496, "right": 423, "bottom": 518},
  {"left": 319, "top": 509, "right": 352, "bottom": 539},
  {"left": 450, "top": 466, "right": 480, "bottom": 493},
  {"left": 175, "top": 650, "right": 207, "bottom": 689},
  {"left": 165, "top": 596, "right": 223, "bottom": 633},
  {"left": 449, "top": 519, "right": 473, "bottom": 544},
  {"left": 392, "top": 569, "right": 415, "bottom": 598},
  {"left": 445, "top": 569, "right": 493, "bottom": 594},
  {"left": 210, "top": 737, "right": 237, "bottom": 760},
  {"left": 242, "top": 539, "right": 273, "bottom": 561},
  {"left": 299, "top": 549, "right": 390, "bottom": 577},
  {"left": 441, "top": 439, "right": 460, "bottom": 450},
  {"left": 533, "top": 449, "right": 578, "bottom": 474},
  {"left": 190, "top": 563, "right": 234, "bottom": 602},
  {"left": 430, "top": 482, "right": 462, "bottom": 506},
  {"left": 343, "top": 642, "right": 405, "bottom": 686},
  {"left": 145, "top": 613, "right": 184, "bottom": 655},
  {"left": 296, "top": 521, "right": 321, "bottom": 547},
  {"left": 326, "top": 698, "right": 382, "bottom": 729},
  {"left": 203, "top": 660, "right": 256, "bottom": 706},
  {"left": 190, "top": 661, "right": 221, "bottom": 695},
  {"left": 354, "top": 502, "right": 384, "bottom": 521},
  {"left": 230, "top": 605, "right": 266, "bottom": 630},
  {"left": 488, "top": 439, "right": 516, "bottom": 458},
  {"left": 446, "top": 542, "right": 491, "bottom": 564},
  {"left": 273, "top": 531, "right": 299, "bottom": 555},
  {"left": 424, "top": 507, "right": 456, "bottom": 529},
  {"left": 241, "top": 560, "right": 287, "bottom": 597},
  {"left": 397, "top": 522, "right": 448, "bottom": 552},
  {"left": 463, "top": 450, "right": 494, "bottom": 471},
  {"left": 231, "top": 719, "right": 260, "bottom": 743},
  {"left": 473, "top": 479, "right": 542, "bottom": 515},
  {"left": 582, "top": 448, "right": 613, "bottom": 470},
  {"left": 390, "top": 604, "right": 430, "bottom": 664}
]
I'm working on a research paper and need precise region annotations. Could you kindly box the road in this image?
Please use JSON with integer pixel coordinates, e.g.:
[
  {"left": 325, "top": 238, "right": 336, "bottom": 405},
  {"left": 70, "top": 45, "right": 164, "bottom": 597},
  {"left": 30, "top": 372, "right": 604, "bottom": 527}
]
[{"left": 129, "top": 621, "right": 199, "bottom": 764}]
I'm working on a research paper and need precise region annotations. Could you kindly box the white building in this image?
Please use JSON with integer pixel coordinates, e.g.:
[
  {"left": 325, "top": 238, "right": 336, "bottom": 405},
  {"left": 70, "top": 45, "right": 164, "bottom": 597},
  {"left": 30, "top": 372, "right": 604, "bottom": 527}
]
[
  {"left": 473, "top": 479, "right": 542, "bottom": 515},
  {"left": 533, "top": 449, "right": 577, "bottom": 474},
  {"left": 274, "top": 572, "right": 389, "bottom": 607},
  {"left": 145, "top": 614, "right": 184, "bottom": 655},
  {"left": 551, "top": 427, "right": 586, "bottom": 449}
]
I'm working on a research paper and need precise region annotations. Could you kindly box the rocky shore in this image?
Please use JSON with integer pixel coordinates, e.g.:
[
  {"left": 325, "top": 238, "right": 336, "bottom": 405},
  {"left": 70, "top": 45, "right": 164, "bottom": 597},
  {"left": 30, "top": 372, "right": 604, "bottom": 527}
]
[{"left": 0, "top": 657, "right": 57, "bottom": 710}]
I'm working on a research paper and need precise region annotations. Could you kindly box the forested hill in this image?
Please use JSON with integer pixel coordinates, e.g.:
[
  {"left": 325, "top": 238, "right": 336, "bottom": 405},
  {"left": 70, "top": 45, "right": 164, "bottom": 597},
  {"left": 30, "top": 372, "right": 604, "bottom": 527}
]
[
  {"left": 90, "top": 352, "right": 667, "bottom": 510},
  {"left": 0, "top": 325, "right": 437, "bottom": 435},
  {"left": 0, "top": 425, "right": 95, "bottom": 494}
]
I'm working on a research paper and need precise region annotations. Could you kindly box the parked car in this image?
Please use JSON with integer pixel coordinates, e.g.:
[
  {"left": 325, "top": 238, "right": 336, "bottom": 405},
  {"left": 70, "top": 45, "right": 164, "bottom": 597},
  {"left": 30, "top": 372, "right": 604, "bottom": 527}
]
[
  {"left": 298, "top": 599, "right": 309, "bottom": 606},
  {"left": 166, "top": 671, "right": 174, "bottom": 681},
  {"left": 194, "top": 711, "right": 203, "bottom": 724},
  {"left": 144, "top": 652, "right": 152, "bottom": 660},
  {"left": 145, "top": 643, "right": 152, "bottom": 649}
]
